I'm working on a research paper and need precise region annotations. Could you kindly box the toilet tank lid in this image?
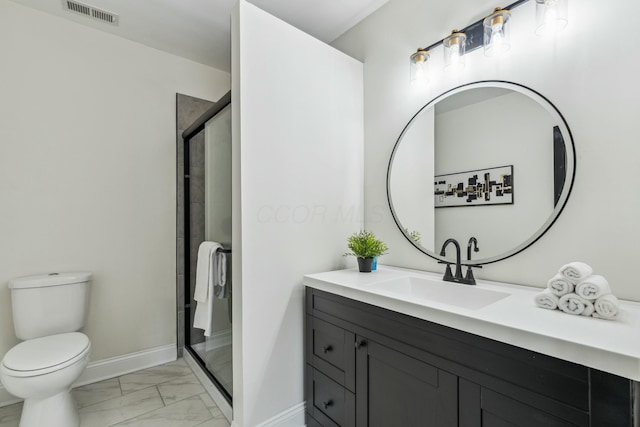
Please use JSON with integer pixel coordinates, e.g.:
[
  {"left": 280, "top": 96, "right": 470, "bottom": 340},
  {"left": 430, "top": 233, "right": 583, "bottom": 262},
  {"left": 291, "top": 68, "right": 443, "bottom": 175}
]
[{"left": 9, "top": 272, "right": 92, "bottom": 289}]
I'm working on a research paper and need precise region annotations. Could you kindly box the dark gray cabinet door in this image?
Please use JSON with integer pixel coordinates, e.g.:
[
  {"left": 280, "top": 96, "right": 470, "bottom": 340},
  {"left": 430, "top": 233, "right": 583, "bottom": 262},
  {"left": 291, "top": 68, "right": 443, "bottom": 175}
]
[
  {"left": 459, "top": 378, "right": 586, "bottom": 427},
  {"left": 355, "top": 336, "right": 458, "bottom": 427}
]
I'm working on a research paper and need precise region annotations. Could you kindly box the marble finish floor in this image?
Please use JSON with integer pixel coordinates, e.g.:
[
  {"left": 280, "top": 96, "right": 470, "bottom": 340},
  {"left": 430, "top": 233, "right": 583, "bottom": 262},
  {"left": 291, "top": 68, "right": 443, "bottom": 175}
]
[{"left": 0, "top": 358, "right": 230, "bottom": 427}]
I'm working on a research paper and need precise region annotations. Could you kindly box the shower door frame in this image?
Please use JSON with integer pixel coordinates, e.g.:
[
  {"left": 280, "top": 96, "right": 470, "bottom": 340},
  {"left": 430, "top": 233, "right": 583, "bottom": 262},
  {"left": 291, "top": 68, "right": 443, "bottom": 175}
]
[{"left": 181, "top": 90, "right": 232, "bottom": 405}]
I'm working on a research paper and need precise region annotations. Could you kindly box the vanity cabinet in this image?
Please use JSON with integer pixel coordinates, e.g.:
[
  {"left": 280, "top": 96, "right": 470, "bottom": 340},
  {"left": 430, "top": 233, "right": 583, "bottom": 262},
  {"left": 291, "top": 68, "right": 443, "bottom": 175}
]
[{"left": 305, "top": 287, "right": 638, "bottom": 427}]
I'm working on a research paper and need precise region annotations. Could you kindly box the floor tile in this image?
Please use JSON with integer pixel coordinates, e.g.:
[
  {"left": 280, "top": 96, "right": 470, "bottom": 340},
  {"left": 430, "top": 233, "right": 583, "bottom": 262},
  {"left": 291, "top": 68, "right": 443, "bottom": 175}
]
[
  {"left": 111, "top": 395, "right": 212, "bottom": 427},
  {"left": 206, "top": 405, "right": 231, "bottom": 427},
  {"left": 0, "top": 357, "right": 230, "bottom": 427},
  {"left": 73, "top": 378, "right": 123, "bottom": 408},
  {"left": 79, "top": 386, "right": 164, "bottom": 427},
  {"left": 119, "top": 359, "right": 192, "bottom": 394},
  {"left": 196, "top": 395, "right": 230, "bottom": 427},
  {"left": 195, "top": 394, "right": 230, "bottom": 427},
  {"left": 157, "top": 373, "right": 206, "bottom": 406},
  {"left": 198, "top": 392, "right": 216, "bottom": 409},
  {"left": 0, "top": 403, "right": 21, "bottom": 427}
]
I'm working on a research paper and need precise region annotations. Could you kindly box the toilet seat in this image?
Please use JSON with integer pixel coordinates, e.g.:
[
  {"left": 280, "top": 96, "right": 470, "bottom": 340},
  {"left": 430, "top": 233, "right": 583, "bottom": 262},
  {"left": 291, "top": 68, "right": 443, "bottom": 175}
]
[{"left": 1, "top": 332, "right": 90, "bottom": 378}]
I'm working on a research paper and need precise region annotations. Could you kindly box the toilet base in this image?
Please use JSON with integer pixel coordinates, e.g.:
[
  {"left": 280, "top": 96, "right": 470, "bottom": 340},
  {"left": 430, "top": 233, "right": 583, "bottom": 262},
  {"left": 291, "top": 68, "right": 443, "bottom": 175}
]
[{"left": 20, "top": 389, "right": 79, "bottom": 427}]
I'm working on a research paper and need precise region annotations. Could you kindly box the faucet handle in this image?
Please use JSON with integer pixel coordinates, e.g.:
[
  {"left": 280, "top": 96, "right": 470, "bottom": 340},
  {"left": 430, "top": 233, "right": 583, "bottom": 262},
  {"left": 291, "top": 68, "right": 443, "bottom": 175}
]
[
  {"left": 463, "top": 264, "right": 482, "bottom": 285},
  {"left": 440, "top": 262, "right": 454, "bottom": 280}
]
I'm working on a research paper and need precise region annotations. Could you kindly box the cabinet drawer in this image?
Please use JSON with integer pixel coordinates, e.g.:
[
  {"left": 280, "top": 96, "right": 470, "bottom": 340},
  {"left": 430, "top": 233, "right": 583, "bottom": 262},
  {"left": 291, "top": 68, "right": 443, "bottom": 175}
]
[
  {"left": 313, "top": 317, "right": 346, "bottom": 369},
  {"left": 307, "top": 316, "right": 355, "bottom": 391},
  {"left": 308, "top": 366, "right": 355, "bottom": 427}
]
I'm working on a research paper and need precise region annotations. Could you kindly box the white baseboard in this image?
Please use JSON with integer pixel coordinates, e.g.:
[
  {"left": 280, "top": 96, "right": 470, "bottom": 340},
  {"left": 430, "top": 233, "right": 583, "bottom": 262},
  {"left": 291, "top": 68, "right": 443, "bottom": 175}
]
[
  {"left": 74, "top": 343, "right": 176, "bottom": 387},
  {"left": 0, "top": 343, "right": 176, "bottom": 408},
  {"left": 254, "top": 402, "right": 306, "bottom": 427}
]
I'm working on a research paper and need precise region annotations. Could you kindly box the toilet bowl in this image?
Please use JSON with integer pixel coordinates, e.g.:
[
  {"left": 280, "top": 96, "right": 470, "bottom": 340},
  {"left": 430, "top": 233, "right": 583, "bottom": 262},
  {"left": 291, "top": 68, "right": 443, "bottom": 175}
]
[
  {"left": 1, "top": 332, "right": 91, "bottom": 427},
  {"left": 0, "top": 272, "right": 92, "bottom": 427}
]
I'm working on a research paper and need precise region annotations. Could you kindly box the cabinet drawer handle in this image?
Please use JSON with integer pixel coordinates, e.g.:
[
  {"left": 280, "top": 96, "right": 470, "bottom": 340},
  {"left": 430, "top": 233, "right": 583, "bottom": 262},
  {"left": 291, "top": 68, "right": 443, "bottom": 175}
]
[
  {"left": 322, "top": 345, "right": 333, "bottom": 353},
  {"left": 355, "top": 339, "right": 367, "bottom": 349},
  {"left": 322, "top": 399, "right": 333, "bottom": 410}
]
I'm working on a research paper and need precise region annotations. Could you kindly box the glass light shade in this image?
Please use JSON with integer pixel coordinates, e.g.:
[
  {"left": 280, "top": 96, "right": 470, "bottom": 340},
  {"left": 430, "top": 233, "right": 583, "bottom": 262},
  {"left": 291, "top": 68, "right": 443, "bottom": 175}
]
[
  {"left": 443, "top": 31, "right": 466, "bottom": 71},
  {"left": 410, "top": 49, "right": 430, "bottom": 85},
  {"left": 483, "top": 8, "right": 511, "bottom": 57},
  {"left": 535, "top": 0, "right": 568, "bottom": 36}
]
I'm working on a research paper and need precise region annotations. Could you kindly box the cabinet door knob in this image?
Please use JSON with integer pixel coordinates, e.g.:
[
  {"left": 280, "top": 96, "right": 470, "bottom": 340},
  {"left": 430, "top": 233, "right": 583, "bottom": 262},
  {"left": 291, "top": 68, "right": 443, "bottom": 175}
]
[
  {"left": 355, "top": 339, "right": 367, "bottom": 349},
  {"left": 322, "top": 345, "right": 333, "bottom": 353},
  {"left": 322, "top": 399, "right": 333, "bottom": 410}
]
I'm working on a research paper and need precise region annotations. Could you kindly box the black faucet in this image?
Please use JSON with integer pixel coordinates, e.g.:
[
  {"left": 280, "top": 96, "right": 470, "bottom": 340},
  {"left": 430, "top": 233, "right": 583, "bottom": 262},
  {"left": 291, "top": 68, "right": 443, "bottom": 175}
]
[
  {"left": 439, "top": 238, "right": 463, "bottom": 282},
  {"left": 467, "top": 237, "right": 479, "bottom": 261},
  {"left": 439, "top": 238, "right": 477, "bottom": 285},
  {"left": 464, "top": 237, "right": 482, "bottom": 285}
]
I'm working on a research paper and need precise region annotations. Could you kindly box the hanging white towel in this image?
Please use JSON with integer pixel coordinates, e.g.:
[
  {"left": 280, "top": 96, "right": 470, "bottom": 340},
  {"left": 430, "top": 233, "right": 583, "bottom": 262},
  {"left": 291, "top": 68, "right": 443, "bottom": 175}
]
[
  {"left": 214, "top": 252, "right": 228, "bottom": 299},
  {"left": 547, "top": 274, "right": 574, "bottom": 297},
  {"left": 559, "top": 262, "right": 593, "bottom": 284},
  {"left": 193, "top": 241, "right": 224, "bottom": 336}
]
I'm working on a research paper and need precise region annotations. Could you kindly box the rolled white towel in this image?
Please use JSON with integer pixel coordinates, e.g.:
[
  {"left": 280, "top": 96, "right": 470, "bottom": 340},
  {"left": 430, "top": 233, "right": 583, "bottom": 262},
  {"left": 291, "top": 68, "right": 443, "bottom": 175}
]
[
  {"left": 534, "top": 289, "right": 560, "bottom": 310},
  {"left": 559, "top": 262, "right": 593, "bottom": 284},
  {"left": 547, "top": 274, "right": 574, "bottom": 297},
  {"left": 575, "top": 275, "right": 611, "bottom": 300},
  {"left": 558, "top": 293, "right": 595, "bottom": 316},
  {"left": 593, "top": 294, "right": 620, "bottom": 320}
]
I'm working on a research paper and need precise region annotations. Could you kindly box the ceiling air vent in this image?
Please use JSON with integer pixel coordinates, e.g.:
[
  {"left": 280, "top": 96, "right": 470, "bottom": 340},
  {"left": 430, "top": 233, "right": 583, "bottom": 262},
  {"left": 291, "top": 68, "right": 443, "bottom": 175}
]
[{"left": 62, "top": 0, "right": 119, "bottom": 25}]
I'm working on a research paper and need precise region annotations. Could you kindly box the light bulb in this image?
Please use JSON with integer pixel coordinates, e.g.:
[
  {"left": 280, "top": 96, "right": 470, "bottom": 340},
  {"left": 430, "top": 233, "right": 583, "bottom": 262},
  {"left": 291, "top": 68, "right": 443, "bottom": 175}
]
[
  {"left": 409, "top": 49, "right": 430, "bottom": 86},
  {"left": 536, "top": 0, "right": 568, "bottom": 36},
  {"left": 491, "top": 24, "right": 504, "bottom": 47},
  {"left": 483, "top": 8, "right": 511, "bottom": 57},
  {"left": 450, "top": 44, "right": 461, "bottom": 67},
  {"left": 443, "top": 31, "right": 466, "bottom": 71}
]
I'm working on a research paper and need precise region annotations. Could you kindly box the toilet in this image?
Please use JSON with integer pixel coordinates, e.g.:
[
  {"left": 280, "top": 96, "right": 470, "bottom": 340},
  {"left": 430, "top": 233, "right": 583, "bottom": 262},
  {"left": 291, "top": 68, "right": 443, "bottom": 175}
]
[{"left": 0, "top": 272, "right": 92, "bottom": 427}]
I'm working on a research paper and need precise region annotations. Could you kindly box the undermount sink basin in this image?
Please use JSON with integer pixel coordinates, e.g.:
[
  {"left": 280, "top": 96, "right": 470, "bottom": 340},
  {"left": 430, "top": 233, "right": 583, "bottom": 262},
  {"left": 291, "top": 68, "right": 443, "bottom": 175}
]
[{"left": 365, "top": 276, "right": 510, "bottom": 310}]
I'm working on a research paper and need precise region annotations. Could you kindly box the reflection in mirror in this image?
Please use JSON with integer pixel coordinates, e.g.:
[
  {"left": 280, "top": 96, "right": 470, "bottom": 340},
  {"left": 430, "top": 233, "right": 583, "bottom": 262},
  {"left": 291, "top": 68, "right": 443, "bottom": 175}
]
[{"left": 387, "top": 81, "right": 575, "bottom": 265}]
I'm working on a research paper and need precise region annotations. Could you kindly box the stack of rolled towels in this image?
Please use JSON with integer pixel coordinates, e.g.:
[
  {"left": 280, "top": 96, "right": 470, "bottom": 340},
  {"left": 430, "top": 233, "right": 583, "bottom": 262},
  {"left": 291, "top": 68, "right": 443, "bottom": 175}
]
[{"left": 534, "top": 262, "right": 621, "bottom": 320}]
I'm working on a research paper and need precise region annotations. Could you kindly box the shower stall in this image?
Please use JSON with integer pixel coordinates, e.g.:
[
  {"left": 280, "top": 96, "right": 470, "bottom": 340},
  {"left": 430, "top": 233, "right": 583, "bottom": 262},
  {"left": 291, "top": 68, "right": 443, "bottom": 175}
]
[{"left": 181, "top": 91, "right": 233, "bottom": 403}]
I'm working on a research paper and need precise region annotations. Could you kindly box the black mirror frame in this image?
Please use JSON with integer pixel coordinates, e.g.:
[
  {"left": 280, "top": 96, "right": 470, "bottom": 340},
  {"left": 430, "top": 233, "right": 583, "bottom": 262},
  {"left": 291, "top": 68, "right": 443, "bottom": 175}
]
[{"left": 386, "top": 80, "right": 576, "bottom": 265}]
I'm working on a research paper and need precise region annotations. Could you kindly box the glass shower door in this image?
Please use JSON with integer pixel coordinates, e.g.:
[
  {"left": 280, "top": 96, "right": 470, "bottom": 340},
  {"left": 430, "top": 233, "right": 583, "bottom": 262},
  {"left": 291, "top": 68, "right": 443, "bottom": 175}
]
[{"left": 184, "top": 99, "right": 233, "bottom": 402}]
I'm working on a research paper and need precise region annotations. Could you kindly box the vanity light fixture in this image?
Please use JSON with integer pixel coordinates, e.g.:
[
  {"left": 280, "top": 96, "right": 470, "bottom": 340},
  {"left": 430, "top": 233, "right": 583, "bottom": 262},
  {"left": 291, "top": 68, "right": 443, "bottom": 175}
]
[
  {"left": 443, "top": 30, "right": 467, "bottom": 71},
  {"left": 535, "top": 0, "right": 568, "bottom": 36},
  {"left": 409, "top": 0, "right": 569, "bottom": 84},
  {"left": 483, "top": 7, "right": 511, "bottom": 57},
  {"left": 409, "top": 48, "right": 430, "bottom": 85}
]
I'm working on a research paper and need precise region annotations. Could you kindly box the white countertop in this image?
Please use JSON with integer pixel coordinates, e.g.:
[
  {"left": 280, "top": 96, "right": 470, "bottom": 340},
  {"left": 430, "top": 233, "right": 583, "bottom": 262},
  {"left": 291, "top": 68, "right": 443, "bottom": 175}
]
[{"left": 303, "top": 265, "right": 640, "bottom": 381}]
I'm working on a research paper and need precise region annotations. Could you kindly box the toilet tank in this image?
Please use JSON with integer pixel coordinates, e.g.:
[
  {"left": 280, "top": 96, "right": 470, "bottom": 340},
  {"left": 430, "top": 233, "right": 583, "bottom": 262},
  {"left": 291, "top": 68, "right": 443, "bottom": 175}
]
[{"left": 9, "top": 272, "right": 92, "bottom": 340}]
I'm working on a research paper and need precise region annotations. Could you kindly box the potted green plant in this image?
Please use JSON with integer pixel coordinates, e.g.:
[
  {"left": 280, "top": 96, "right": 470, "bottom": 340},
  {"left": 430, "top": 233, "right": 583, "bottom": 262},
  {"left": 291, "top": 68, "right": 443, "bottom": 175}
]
[{"left": 344, "top": 230, "right": 389, "bottom": 273}]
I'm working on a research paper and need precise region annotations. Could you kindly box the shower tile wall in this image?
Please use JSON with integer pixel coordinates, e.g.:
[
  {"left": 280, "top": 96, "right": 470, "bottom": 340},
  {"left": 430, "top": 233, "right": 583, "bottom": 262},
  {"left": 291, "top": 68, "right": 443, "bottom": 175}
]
[{"left": 176, "top": 94, "right": 215, "bottom": 356}]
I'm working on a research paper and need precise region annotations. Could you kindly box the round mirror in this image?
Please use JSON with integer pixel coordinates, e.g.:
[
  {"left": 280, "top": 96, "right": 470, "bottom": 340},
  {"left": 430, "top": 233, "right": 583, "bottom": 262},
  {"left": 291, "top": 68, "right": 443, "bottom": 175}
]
[{"left": 387, "top": 81, "right": 575, "bottom": 265}]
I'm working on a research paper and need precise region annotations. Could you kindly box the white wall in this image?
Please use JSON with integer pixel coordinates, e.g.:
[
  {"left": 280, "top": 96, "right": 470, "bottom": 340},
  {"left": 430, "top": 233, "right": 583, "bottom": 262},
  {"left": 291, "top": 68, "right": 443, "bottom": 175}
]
[
  {"left": 333, "top": 0, "right": 640, "bottom": 300},
  {"left": 388, "top": 106, "right": 435, "bottom": 251},
  {"left": 232, "top": 1, "right": 364, "bottom": 425},
  {"left": 0, "top": 1, "right": 229, "bottom": 367}
]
